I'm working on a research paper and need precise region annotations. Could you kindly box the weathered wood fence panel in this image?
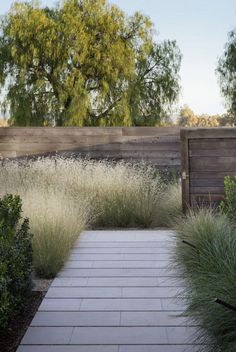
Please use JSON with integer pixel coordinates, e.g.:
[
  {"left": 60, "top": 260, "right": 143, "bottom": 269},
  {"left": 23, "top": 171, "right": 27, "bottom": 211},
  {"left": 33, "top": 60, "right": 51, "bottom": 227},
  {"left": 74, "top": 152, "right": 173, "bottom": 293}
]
[
  {"left": 181, "top": 128, "right": 236, "bottom": 211},
  {"left": 0, "top": 127, "right": 180, "bottom": 170}
]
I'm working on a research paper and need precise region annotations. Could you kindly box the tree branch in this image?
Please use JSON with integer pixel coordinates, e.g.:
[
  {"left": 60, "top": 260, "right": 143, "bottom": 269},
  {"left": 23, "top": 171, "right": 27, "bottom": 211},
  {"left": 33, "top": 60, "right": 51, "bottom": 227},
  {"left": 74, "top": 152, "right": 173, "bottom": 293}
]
[{"left": 90, "top": 96, "right": 122, "bottom": 120}]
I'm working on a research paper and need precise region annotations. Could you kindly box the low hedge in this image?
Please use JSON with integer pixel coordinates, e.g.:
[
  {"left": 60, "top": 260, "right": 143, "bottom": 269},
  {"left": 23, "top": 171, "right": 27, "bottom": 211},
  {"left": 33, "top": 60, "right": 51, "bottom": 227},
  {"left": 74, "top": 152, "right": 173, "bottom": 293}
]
[
  {"left": 0, "top": 194, "right": 33, "bottom": 329},
  {"left": 173, "top": 209, "right": 236, "bottom": 352}
]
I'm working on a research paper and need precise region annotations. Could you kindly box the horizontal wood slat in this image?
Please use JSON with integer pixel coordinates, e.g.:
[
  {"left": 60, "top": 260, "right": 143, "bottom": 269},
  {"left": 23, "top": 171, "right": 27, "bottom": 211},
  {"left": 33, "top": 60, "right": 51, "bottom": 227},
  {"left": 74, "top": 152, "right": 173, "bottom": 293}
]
[
  {"left": 122, "top": 126, "right": 179, "bottom": 136},
  {"left": 190, "top": 157, "right": 236, "bottom": 172},
  {"left": 181, "top": 127, "right": 236, "bottom": 139},
  {"left": 190, "top": 187, "right": 225, "bottom": 195},
  {"left": 190, "top": 171, "right": 236, "bottom": 179},
  {"left": 190, "top": 149, "right": 236, "bottom": 157},
  {"left": 190, "top": 195, "right": 224, "bottom": 207},
  {"left": 190, "top": 178, "right": 224, "bottom": 187},
  {"left": 189, "top": 138, "right": 236, "bottom": 150},
  {"left": 0, "top": 127, "right": 180, "bottom": 170},
  {"left": 0, "top": 127, "right": 123, "bottom": 137}
]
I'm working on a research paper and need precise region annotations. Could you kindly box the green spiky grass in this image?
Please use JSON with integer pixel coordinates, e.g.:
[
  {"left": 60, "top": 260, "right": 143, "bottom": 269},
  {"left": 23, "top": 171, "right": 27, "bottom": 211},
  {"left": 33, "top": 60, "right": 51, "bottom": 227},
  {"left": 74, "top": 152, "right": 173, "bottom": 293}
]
[{"left": 173, "top": 208, "right": 236, "bottom": 352}]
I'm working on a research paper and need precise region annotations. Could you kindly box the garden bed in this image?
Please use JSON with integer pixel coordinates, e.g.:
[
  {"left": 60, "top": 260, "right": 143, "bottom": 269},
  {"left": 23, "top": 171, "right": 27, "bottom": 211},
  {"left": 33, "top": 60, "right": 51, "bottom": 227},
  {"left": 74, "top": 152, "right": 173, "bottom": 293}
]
[
  {"left": 0, "top": 157, "right": 181, "bottom": 351},
  {"left": 0, "top": 157, "right": 181, "bottom": 279},
  {"left": 0, "top": 291, "right": 45, "bottom": 352}
]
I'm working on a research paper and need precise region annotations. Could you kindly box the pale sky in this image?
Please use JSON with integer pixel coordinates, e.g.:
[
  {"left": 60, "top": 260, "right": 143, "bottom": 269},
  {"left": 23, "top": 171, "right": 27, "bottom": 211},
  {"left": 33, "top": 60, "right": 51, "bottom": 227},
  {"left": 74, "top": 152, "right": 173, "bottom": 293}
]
[{"left": 1, "top": 0, "right": 236, "bottom": 115}]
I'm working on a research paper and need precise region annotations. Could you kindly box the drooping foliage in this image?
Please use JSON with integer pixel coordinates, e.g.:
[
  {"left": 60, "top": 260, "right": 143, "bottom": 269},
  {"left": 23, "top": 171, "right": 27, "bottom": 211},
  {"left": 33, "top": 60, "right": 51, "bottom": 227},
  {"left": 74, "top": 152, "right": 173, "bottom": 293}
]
[
  {"left": 130, "top": 40, "right": 182, "bottom": 126},
  {"left": 217, "top": 29, "right": 236, "bottom": 121},
  {"left": 0, "top": 0, "right": 181, "bottom": 126}
]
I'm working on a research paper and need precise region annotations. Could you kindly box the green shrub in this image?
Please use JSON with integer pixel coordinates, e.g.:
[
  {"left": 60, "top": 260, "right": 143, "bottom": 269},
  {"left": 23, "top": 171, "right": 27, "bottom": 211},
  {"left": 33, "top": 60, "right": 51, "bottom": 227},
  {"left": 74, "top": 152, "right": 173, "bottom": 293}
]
[
  {"left": 0, "top": 194, "right": 32, "bottom": 329},
  {"left": 220, "top": 176, "right": 236, "bottom": 221},
  {"left": 174, "top": 208, "right": 236, "bottom": 351}
]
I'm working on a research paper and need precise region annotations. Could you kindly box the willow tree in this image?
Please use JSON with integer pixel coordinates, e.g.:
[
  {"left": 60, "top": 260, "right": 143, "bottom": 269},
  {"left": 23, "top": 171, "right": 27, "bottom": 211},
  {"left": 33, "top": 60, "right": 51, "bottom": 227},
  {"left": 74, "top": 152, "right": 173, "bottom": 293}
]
[
  {"left": 0, "top": 0, "right": 181, "bottom": 126},
  {"left": 217, "top": 29, "right": 236, "bottom": 121}
]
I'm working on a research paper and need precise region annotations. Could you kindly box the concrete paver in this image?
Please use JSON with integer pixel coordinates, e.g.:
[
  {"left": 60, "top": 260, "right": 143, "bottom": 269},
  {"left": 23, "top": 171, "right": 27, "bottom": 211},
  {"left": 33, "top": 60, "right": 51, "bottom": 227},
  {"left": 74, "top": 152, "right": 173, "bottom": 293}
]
[{"left": 17, "top": 230, "right": 200, "bottom": 352}]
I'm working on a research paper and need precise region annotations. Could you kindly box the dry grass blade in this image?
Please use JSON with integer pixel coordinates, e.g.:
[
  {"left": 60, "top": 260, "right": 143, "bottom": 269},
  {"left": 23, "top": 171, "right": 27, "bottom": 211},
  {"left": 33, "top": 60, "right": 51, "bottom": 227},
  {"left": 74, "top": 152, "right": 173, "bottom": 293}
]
[{"left": 0, "top": 157, "right": 181, "bottom": 277}]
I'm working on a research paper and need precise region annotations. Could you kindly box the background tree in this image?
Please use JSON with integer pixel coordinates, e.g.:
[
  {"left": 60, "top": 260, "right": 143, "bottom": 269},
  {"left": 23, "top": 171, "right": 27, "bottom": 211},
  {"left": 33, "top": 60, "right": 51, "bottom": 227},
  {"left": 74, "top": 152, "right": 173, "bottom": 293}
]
[
  {"left": 218, "top": 112, "right": 236, "bottom": 126},
  {"left": 177, "top": 105, "right": 220, "bottom": 127},
  {"left": 0, "top": 0, "right": 182, "bottom": 126},
  {"left": 128, "top": 40, "right": 181, "bottom": 126},
  {"left": 177, "top": 105, "right": 196, "bottom": 126},
  {"left": 217, "top": 29, "right": 236, "bottom": 124}
]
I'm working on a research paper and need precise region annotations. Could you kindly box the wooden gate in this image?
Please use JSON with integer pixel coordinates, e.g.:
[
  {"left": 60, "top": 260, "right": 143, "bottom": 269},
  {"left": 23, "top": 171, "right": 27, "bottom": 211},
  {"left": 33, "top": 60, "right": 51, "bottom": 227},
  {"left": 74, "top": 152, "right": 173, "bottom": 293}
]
[{"left": 181, "top": 127, "right": 236, "bottom": 212}]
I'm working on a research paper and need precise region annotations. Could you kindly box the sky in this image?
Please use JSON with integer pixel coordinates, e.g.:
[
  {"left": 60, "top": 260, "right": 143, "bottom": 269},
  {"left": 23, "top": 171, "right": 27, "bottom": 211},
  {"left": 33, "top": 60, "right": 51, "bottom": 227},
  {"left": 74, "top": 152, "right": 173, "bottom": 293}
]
[{"left": 1, "top": 0, "right": 236, "bottom": 115}]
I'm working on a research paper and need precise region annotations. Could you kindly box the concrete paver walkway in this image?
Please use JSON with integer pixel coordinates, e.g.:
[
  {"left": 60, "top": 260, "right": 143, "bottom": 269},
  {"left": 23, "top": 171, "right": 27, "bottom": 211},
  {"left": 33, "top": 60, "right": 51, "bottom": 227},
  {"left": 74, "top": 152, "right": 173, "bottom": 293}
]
[{"left": 17, "top": 230, "right": 201, "bottom": 352}]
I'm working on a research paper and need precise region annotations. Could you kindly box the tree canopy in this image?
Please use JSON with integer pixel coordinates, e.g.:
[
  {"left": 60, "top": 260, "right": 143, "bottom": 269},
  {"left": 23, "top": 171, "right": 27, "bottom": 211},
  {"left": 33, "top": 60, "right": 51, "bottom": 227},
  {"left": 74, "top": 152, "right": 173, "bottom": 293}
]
[
  {"left": 217, "top": 29, "right": 236, "bottom": 121},
  {"left": 0, "top": 0, "right": 182, "bottom": 126},
  {"left": 177, "top": 105, "right": 220, "bottom": 127}
]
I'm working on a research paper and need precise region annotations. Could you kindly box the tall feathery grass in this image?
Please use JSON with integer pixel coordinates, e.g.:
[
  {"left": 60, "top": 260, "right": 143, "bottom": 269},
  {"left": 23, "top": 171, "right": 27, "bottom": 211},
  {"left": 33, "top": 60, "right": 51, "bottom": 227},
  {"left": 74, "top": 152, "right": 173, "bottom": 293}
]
[
  {"left": 158, "top": 182, "right": 182, "bottom": 227},
  {"left": 173, "top": 208, "right": 236, "bottom": 352},
  {"left": 0, "top": 157, "right": 182, "bottom": 278},
  {"left": 23, "top": 190, "right": 88, "bottom": 278}
]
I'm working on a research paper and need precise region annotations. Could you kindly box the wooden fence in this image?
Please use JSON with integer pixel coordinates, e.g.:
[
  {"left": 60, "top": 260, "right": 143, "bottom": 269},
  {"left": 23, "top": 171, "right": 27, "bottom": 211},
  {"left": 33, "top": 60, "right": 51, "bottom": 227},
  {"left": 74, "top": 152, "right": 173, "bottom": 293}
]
[
  {"left": 181, "top": 127, "right": 236, "bottom": 211},
  {"left": 0, "top": 127, "right": 181, "bottom": 170}
]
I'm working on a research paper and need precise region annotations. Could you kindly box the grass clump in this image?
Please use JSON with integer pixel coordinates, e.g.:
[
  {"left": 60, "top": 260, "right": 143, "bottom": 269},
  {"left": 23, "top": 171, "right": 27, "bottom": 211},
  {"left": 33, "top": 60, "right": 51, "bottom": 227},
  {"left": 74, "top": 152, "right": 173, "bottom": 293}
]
[
  {"left": 0, "top": 158, "right": 90, "bottom": 278},
  {"left": 0, "top": 157, "right": 181, "bottom": 278},
  {"left": 75, "top": 161, "right": 165, "bottom": 228},
  {"left": 158, "top": 182, "right": 182, "bottom": 227},
  {"left": 174, "top": 208, "right": 236, "bottom": 351},
  {"left": 23, "top": 190, "right": 88, "bottom": 278}
]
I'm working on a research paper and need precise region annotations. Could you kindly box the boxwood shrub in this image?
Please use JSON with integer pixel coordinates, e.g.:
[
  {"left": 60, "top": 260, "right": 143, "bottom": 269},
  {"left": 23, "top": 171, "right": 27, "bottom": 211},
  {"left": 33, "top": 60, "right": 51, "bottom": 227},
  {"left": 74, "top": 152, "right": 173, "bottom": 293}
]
[{"left": 0, "top": 194, "right": 33, "bottom": 329}]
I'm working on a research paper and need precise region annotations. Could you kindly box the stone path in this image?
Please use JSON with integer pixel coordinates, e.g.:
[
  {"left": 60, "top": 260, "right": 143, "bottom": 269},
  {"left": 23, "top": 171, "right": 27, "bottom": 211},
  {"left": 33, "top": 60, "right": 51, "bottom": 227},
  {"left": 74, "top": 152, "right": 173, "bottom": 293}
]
[{"left": 17, "top": 230, "right": 201, "bottom": 352}]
